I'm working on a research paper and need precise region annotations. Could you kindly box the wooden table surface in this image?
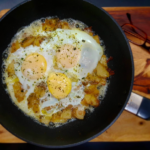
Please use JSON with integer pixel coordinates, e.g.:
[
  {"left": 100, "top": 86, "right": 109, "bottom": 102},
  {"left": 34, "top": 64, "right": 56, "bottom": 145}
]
[{"left": 0, "top": 7, "right": 150, "bottom": 143}]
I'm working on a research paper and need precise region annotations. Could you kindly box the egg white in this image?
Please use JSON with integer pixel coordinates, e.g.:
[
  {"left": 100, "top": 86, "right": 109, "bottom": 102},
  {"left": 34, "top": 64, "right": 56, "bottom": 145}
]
[
  {"left": 40, "top": 81, "right": 84, "bottom": 115},
  {"left": 4, "top": 18, "right": 106, "bottom": 126},
  {"left": 5, "top": 45, "right": 53, "bottom": 99},
  {"left": 48, "top": 29, "right": 103, "bottom": 79},
  {"left": 13, "top": 27, "right": 103, "bottom": 81}
]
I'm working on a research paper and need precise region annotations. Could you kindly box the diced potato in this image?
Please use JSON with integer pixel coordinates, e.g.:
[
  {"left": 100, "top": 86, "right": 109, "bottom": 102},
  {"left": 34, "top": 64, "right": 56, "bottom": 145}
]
[
  {"left": 51, "top": 118, "right": 67, "bottom": 123},
  {"left": 84, "top": 27, "right": 93, "bottom": 36},
  {"left": 96, "top": 63, "right": 109, "bottom": 78},
  {"left": 42, "top": 109, "right": 49, "bottom": 114},
  {"left": 34, "top": 82, "right": 46, "bottom": 98},
  {"left": 51, "top": 111, "right": 67, "bottom": 123},
  {"left": 57, "top": 21, "right": 70, "bottom": 29},
  {"left": 99, "top": 78, "right": 106, "bottom": 85},
  {"left": 83, "top": 69, "right": 107, "bottom": 86},
  {"left": 42, "top": 24, "right": 51, "bottom": 32},
  {"left": 13, "top": 81, "right": 26, "bottom": 102},
  {"left": 83, "top": 94, "right": 91, "bottom": 105},
  {"left": 100, "top": 55, "right": 107, "bottom": 68},
  {"left": 33, "top": 36, "right": 45, "bottom": 47},
  {"left": 84, "top": 73, "right": 101, "bottom": 85},
  {"left": 11, "top": 41, "right": 21, "bottom": 53},
  {"left": 7, "top": 60, "right": 15, "bottom": 77},
  {"left": 88, "top": 32, "right": 93, "bottom": 36},
  {"left": 61, "top": 108, "right": 72, "bottom": 119},
  {"left": 39, "top": 115, "right": 51, "bottom": 125},
  {"left": 6, "top": 76, "right": 19, "bottom": 84},
  {"left": 27, "top": 93, "right": 40, "bottom": 113},
  {"left": 21, "top": 36, "right": 35, "bottom": 48},
  {"left": 93, "top": 68, "right": 97, "bottom": 74},
  {"left": 84, "top": 31, "right": 93, "bottom": 36},
  {"left": 90, "top": 96, "right": 100, "bottom": 107},
  {"left": 81, "top": 99, "right": 89, "bottom": 107},
  {"left": 93, "top": 35, "right": 100, "bottom": 44},
  {"left": 72, "top": 107, "right": 85, "bottom": 120},
  {"left": 84, "top": 94, "right": 99, "bottom": 107},
  {"left": 84, "top": 85, "right": 99, "bottom": 97},
  {"left": 42, "top": 18, "right": 59, "bottom": 31},
  {"left": 66, "top": 104, "right": 73, "bottom": 109}
]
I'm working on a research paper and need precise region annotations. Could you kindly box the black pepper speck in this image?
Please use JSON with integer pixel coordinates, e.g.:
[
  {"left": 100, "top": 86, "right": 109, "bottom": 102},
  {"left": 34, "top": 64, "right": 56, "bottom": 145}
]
[
  {"left": 2, "top": 65, "right": 6, "bottom": 70},
  {"left": 76, "top": 24, "right": 79, "bottom": 28},
  {"left": 41, "top": 18, "right": 45, "bottom": 23},
  {"left": 49, "top": 122, "right": 55, "bottom": 127},
  {"left": 3, "top": 53, "right": 8, "bottom": 59}
]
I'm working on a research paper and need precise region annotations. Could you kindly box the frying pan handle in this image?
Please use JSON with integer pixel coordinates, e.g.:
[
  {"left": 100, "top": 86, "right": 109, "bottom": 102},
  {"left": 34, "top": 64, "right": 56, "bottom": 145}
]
[{"left": 125, "top": 92, "right": 150, "bottom": 120}]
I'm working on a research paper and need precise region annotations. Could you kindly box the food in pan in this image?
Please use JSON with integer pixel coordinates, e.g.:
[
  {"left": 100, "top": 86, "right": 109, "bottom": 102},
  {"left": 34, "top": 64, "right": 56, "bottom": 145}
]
[{"left": 2, "top": 17, "right": 112, "bottom": 127}]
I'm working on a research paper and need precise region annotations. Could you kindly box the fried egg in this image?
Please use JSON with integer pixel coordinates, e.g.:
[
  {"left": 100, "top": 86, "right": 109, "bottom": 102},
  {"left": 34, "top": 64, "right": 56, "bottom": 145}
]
[
  {"left": 6, "top": 45, "right": 52, "bottom": 99},
  {"left": 45, "top": 29, "right": 103, "bottom": 79},
  {"left": 2, "top": 17, "right": 109, "bottom": 127},
  {"left": 40, "top": 81, "right": 84, "bottom": 114}
]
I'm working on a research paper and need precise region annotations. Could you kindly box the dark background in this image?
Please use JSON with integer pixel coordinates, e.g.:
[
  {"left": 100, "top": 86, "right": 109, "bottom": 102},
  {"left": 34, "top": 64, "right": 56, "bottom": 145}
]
[
  {"left": 0, "top": 0, "right": 150, "bottom": 149},
  {"left": 0, "top": 0, "right": 150, "bottom": 11}
]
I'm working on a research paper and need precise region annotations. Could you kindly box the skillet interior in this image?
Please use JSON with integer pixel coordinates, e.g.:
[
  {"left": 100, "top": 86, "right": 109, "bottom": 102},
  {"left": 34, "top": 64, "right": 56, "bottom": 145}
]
[{"left": 0, "top": 0, "right": 134, "bottom": 148}]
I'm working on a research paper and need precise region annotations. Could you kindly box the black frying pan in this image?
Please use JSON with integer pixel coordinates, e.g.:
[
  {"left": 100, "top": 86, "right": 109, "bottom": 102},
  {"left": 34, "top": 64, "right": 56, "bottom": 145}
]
[{"left": 0, "top": 0, "right": 134, "bottom": 148}]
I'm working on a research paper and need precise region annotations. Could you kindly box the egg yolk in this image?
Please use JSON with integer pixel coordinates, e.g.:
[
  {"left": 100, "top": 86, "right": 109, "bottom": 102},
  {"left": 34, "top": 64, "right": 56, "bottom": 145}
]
[
  {"left": 21, "top": 53, "right": 47, "bottom": 79},
  {"left": 56, "top": 44, "right": 81, "bottom": 68},
  {"left": 47, "top": 72, "right": 72, "bottom": 99}
]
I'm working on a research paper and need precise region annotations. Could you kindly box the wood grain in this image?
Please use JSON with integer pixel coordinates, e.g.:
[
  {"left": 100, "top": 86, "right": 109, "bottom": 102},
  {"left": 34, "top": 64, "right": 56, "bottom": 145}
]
[
  {"left": 0, "top": 7, "right": 150, "bottom": 143},
  {"left": 105, "top": 7, "right": 150, "bottom": 99},
  {"left": 0, "top": 9, "right": 9, "bottom": 18},
  {"left": 91, "top": 111, "right": 150, "bottom": 142}
]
